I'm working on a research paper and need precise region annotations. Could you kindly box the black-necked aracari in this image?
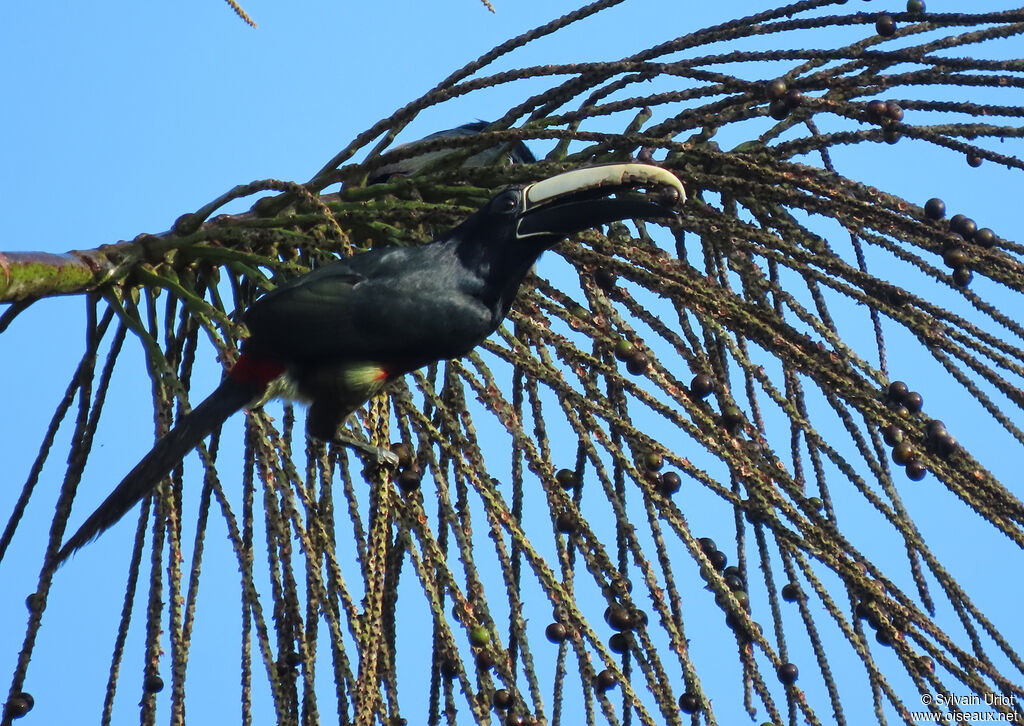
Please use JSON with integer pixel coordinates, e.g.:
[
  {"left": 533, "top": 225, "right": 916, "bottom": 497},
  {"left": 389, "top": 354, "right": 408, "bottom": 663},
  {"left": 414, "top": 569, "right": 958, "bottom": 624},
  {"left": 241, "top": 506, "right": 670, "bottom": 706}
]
[{"left": 55, "top": 163, "right": 684, "bottom": 564}]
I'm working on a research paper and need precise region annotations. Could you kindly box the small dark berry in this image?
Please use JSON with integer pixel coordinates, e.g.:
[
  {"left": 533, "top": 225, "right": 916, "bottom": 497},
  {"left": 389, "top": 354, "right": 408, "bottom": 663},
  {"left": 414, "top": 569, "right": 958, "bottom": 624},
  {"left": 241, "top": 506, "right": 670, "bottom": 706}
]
[
  {"left": 807, "top": 496, "right": 824, "bottom": 511},
  {"left": 439, "top": 658, "right": 460, "bottom": 679},
  {"left": 907, "top": 0, "right": 925, "bottom": 11},
  {"left": 952, "top": 267, "right": 973, "bottom": 287},
  {"left": 943, "top": 247, "right": 969, "bottom": 269},
  {"left": 708, "top": 550, "right": 728, "bottom": 571},
  {"left": 593, "top": 268, "right": 617, "bottom": 292},
  {"left": 949, "top": 214, "right": 977, "bottom": 240},
  {"left": 606, "top": 606, "right": 634, "bottom": 631},
  {"left": 777, "top": 662, "right": 799, "bottom": 684},
  {"left": 594, "top": 669, "right": 617, "bottom": 692},
  {"left": 475, "top": 651, "right": 495, "bottom": 670},
  {"left": 891, "top": 442, "right": 915, "bottom": 465},
  {"left": 658, "top": 471, "right": 681, "bottom": 495},
  {"left": 144, "top": 674, "right": 164, "bottom": 693},
  {"left": 875, "top": 14, "right": 896, "bottom": 37},
  {"left": 882, "top": 424, "right": 904, "bottom": 446},
  {"left": 725, "top": 573, "right": 746, "bottom": 591},
  {"left": 932, "top": 432, "right": 958, "bottom": 458},
  {"left": 625, "top": 351, "right": 649, "bottom": 375},
  {"left": 721, "top": 405, "right": 745, "bottom": 431},
  {"left": 924, "top": 198, "right": 945, "bottom": 220},
  {"left": 767, "top": 79, "right": 788, "bottom": 100},
  {"left": 678, "top": 692, "right": 700, "bottom": 713},
  {"left": 930, "top": 431, "right": 954, "bottom": 455},
  {"left": 967, "top": 152, "right": 982, "bottom": 168},
  {"left": 895, "top": 405, "right": 911, "bottom": 418},
  {"left": 866, "top": 100, "right": 887, "bottom": 119},
  {"left": 657, "top": 183, "right": 680, "bottom": 207},
  {"left": 469, "top": 626, "right": 491, "bottom": 647},
  {"left": 644, "top": 452, "right": 664, "bottom": 471},
  {"left": 613, "top": 339, "right": 635, "bottom": 361},
  {"left": 925, "top": 419, "right": 947, "bottom": 439},
  {"left": 903, "top": 391, "right": 924, "bottom": 413},
  {"left": 555, "top": 513, "right": 576, "bottom": 534},
  {"left": 781, "top": 583, "right": 800, "bottom": 602},
  {"left": 974, "top": 227, "right": 996, "bottom": 248},
  {"left": 545, "top": 622, "right": 569, "bottom": 643},
  {"left": 883, "top": 126, "right": 901, "bottom": 144},
  {"left": 493, "top": 689, "right": 513, "bottom": 710},
  {"left": 906, "top": 460, "right": 927, "bottom": 481},
  {"left": 733, "top": 590, "right": 750, "bottom": 609},
  {"left": 885, "top": 100, "right": 904, "bottom": 122},
  {"left": 855, "top": 601, "right": 872, "bottom": 620},
  {"left": 4, "top": 693, "right": 34, "bottom": 719},
  {"left": 608, "top": 632, "right": 631, "bottom": 653},
  {"left": 555, "top": 468, "right": 579, "bottom": 490},
  {"left": 396, "top": 469, "right": 422, "bottom": 493},
  {"left": 769, "top": 99, "right": 790, "bottom": 120},
  {"left": 884, "top": 378, "right": 909, "bottom": 401},
  {"left": 505, "top": 713, "right": 526, "bottom": 726},
  {"left": 690, "top": 373, "right": 715, "bottom": 398},
  {"left": 697, "top": 537, "right": 717, "bottom": 556},
  {"left": 887, "top": 380, "right": 909, "bottom": 401},
  {"left": 25, "top": 593, "right": 43, "bottom": 612},
  {"left": 785, "top": 89, "right": 804, "bottom": 107}
]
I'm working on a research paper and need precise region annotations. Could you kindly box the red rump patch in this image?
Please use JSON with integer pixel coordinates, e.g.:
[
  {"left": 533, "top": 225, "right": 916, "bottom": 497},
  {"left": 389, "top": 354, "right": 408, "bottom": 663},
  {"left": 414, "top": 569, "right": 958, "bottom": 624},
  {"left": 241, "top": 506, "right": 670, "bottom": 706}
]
[{"left": 230, "top": 352, "right": 286, "bottom": 387}]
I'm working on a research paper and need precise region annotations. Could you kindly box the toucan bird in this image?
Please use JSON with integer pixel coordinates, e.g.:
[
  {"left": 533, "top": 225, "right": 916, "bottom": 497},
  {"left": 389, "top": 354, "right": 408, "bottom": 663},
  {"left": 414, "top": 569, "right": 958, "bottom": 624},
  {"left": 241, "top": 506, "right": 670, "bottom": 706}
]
[
  {"left": 55, "top": 163, "right": 684, "bottom": 564},
  {"left": 366, "top": 121, "right": 536, "bottom": 185}
]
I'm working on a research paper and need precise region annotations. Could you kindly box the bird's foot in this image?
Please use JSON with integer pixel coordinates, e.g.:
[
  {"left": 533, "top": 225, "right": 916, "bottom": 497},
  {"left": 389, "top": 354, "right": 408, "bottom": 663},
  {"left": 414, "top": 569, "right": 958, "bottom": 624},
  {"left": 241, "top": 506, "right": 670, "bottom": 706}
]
[{"left": 332, "top": 434, "right": 400, "bottom": 467}]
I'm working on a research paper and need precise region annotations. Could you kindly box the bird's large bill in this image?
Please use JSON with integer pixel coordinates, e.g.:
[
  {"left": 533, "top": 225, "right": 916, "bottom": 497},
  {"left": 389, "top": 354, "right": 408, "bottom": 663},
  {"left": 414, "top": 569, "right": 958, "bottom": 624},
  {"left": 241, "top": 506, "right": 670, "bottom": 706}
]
[
  {"left": 524, "top": 163, "right": 685, "bottom": 206},
  {"left": 516, "top": 163, "right": 685, "bottom": 240}
]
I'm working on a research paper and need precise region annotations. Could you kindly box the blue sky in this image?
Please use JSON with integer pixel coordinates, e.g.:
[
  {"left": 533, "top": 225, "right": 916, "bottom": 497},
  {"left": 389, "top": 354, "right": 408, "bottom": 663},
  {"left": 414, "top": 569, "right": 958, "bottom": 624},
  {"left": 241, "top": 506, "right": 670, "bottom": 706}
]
[{"left": 2, "top": 1, "right": 1022, "bottom": 725}]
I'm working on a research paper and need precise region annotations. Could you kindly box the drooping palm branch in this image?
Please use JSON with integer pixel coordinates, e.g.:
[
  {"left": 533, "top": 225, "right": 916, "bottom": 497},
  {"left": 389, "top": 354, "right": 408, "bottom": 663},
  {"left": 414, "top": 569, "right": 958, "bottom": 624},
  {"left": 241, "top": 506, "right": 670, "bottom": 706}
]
[{"left": 2, "top": 3, "right": 1023, "bottom": 726}]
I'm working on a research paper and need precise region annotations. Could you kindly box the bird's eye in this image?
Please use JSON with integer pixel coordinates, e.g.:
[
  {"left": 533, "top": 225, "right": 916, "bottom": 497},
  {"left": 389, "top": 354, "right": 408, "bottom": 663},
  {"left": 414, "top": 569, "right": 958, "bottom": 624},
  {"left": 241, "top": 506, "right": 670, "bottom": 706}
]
[{"left": 493, "top": 190, "right": 519, "bottom": 213}]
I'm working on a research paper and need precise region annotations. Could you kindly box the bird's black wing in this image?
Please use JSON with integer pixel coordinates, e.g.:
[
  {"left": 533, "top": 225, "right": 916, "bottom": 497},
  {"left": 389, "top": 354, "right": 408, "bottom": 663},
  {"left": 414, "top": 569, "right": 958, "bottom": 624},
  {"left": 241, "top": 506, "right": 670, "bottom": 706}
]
[{"left": 242, "top": 245, "right": 494, "bottom": 371}]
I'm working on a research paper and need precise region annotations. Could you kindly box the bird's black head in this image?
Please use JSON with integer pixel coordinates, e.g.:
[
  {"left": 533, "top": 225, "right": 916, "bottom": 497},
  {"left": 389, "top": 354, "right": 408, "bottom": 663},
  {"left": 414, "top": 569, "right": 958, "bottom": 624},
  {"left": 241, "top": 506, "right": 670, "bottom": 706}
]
[{"left": 451, "top": 163, "right": 685, "bottom": 313}]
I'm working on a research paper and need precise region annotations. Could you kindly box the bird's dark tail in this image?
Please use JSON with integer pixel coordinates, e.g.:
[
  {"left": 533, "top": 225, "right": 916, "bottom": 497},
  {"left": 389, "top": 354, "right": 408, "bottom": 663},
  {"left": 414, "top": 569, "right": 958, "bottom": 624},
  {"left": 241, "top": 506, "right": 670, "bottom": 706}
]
[{"left": 55, "top": 378, "right": 258, "bottom": 565}]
